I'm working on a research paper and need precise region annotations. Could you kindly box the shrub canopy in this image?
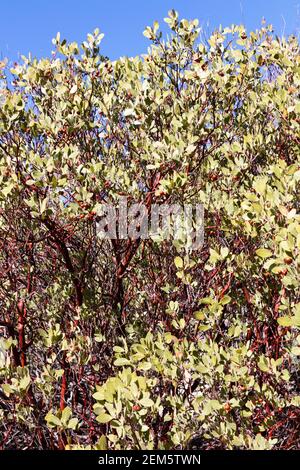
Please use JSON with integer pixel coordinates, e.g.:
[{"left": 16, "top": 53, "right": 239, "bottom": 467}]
[{"left": 0, "top": 11, "right": 299, "bottom": 449}]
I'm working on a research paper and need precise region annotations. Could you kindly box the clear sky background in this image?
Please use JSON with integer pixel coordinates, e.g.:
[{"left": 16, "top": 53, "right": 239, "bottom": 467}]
[{"left": 1, "top": 0, "right": 299, "bottom": 62}]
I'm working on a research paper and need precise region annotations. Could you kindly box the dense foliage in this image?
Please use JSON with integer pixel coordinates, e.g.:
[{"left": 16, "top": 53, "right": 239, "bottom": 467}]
[{"left": 0, "top": 11, "right": 299, "bottom": 450}]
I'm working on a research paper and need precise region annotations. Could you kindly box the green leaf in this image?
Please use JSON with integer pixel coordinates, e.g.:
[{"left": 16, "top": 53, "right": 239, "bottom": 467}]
[
  {"left": 256, "top": 248, "right": 272, "bottom": 259},
  {"left": 123, "top": 108, "right": 135, "bottom": 117},
  {"left": 174, "top": 256, "right": 183, "bottom": 269},
  {"left": 2, "top": 182, "right": 14, "bottom": 196},
  {"left": 258, "top": 356, "right": 269, "bottom": 372},
  {"left": 70, "top": 84, "right": 77, "bottom": 94},
  {"left": 61, "top": 406, "right": 72, "bottom": 425},
  {"left": 19, "top": 375, "right": 31, "bottom": 391},
  {"left": 139, "top": 397, "right": 154, "bottom": 408},
  {"left": 220, "top": 295, "right": 231, "bottom": 305},
  {"left": 97, "top": 435, "right": 107, "bottom": 450},
  {"left": 2, "top": 383, "right": 12, "bottom": 396},
  {"left": 96, "top": 411, "right": 113, "bottom": 424},
  {"left": 194, "top": 311, "right": 205, "bottom": 320},
  {"left": 114, "top": 358, "right": 131, "bottom": 366},
  {"left": 278, "top": 316, "right": 300, "bottom": 327},
  {"left": 40, "top": 198, "right": 48, "bottom": 214},
  {"left": 68, "top": 417, "right": 79, "bottom": 430},
  {"left": 45, "top": 412, "right": 61, "bottom": 428},
  {"left": 143, "top": 27, "right": 153, "bottom": 39},
  {"left": 253, "top": 177, "right": 268, "bottom": 195},
  {"left": 93, "top": 391, "right": 104, "bottom": 401}
]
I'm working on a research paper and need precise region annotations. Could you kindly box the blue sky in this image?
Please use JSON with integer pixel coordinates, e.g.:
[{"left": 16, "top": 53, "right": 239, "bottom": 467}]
[{"left": 1, "top": 0, "right": 299, "bottom": 62}]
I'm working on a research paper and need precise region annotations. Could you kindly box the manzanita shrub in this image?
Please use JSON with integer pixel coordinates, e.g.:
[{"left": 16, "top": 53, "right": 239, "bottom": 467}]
[{"left": 0, "top": 11, "right": 299, "bottom": 449}]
